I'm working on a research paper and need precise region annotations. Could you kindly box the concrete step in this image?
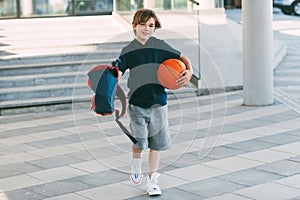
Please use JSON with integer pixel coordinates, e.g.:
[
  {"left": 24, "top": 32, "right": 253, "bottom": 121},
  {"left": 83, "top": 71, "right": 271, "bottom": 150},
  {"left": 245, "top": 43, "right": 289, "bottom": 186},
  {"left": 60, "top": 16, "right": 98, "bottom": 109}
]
[
  {"left": 0, "top": 44, "right": 128, "bottom": 114},
  {"left": 0, "top": 60, "right": 100, "bottom": 76},
  {"left": 275, "top": 69, "right": 300, "bottom": 76},
  {"left": 0, "top": 94, "right": 91, "bottom": 116},
  {"left": 0, "top": 71, "right": 87, "bottom": 88},
  {"left": 0, "top": 94, "right": 90, "bottom": 109},
  {"left": 0, "top": 82, "right": 90, "bottom": 101},
  {"left": 0, "top": 47, "right": 122, "bottom": 66}
]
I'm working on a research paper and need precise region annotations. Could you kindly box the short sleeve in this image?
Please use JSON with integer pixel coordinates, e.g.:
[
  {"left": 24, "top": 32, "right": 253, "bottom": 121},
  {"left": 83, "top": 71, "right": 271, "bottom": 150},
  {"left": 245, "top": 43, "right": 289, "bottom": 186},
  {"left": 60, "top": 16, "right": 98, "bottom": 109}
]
[{"left": 116, "top": 53, "right": 128, "bottom": 73}]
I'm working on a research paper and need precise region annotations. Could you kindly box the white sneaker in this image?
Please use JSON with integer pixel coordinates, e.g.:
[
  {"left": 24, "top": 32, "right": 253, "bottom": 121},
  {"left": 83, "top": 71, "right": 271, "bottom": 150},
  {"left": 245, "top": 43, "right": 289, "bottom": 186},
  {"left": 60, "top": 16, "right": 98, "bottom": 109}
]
[
  {"left": 130, "top": 158, "right": 143, "bottom": 185},
  {"left": 147, "top": 172, "right": 162, "bottom": 196}
]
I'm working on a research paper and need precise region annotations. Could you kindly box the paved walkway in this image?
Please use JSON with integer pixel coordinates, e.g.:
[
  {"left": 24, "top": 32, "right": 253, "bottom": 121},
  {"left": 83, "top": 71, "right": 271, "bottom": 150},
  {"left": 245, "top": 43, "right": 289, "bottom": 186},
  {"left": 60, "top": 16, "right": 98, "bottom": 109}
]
[{"left": 0, "top": 90, "right": 300, "bottom": 200}]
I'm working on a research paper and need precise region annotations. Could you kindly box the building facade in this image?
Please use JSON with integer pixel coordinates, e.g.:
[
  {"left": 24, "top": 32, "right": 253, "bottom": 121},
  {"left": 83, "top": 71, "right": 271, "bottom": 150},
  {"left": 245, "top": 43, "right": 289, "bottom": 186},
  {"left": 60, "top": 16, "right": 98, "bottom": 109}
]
[{"left": 0, "top": 0, "right": 240, "bottom": 19}]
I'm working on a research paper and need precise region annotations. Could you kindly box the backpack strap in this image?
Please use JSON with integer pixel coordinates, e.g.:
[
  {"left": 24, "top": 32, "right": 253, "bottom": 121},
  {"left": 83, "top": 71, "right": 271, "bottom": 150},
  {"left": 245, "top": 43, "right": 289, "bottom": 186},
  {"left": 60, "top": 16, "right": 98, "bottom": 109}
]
[
  {"left": 115, "top": 84, "right": 126, "bottom": 118},
  {"left": 115, "top": 110, "right": 137, "bottom": 144}
]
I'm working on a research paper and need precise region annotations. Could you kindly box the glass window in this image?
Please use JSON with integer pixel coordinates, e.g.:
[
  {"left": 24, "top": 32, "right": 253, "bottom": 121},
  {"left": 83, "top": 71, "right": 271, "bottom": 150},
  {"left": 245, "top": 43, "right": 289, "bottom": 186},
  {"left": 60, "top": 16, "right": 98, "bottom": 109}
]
[
  {"left": 20, "top": 0, "right": 68, "bottom": 17},
  {"left": 66, "top": 0, "right": 113, "bottom": 15},
  {"left": 0, "top": 0, "right": 18, "bottom": 18}
]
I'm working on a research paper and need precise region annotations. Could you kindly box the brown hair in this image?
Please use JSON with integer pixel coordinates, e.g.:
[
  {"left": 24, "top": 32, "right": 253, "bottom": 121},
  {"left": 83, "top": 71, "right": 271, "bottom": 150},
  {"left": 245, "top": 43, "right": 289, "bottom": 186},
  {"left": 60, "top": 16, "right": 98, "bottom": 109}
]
[{"left": 132, "top": 8, "right": 162, "bottom": 34}]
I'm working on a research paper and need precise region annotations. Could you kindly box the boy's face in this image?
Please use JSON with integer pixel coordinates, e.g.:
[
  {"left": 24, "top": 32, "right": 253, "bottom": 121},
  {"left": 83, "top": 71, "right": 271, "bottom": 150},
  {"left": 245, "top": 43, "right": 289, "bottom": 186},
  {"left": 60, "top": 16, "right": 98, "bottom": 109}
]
[{"left": 134, "top": 17, "right": 155, "bottom": 44}]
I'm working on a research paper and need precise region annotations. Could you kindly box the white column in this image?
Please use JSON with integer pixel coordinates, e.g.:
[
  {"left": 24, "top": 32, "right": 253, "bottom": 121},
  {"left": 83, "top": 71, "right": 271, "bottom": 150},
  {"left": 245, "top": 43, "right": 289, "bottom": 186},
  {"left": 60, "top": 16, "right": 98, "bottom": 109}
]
[{"left": 242, "top": 0, "right": 274, "bottom": 106}]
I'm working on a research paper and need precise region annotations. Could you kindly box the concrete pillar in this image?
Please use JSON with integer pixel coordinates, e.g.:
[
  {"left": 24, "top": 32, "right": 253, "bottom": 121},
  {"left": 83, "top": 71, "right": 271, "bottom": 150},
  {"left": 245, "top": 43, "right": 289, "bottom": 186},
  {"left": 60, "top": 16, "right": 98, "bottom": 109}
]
[{"left": 242, "top": 0, "right": 274, "bottom": 106}]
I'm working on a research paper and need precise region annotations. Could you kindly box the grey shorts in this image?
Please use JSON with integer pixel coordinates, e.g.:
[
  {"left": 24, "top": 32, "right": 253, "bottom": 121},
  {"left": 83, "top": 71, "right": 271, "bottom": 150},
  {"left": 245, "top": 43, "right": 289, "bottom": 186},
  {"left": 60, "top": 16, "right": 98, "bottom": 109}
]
[{"left": 129, "top": 104, "right": 171, "bottom": 151}]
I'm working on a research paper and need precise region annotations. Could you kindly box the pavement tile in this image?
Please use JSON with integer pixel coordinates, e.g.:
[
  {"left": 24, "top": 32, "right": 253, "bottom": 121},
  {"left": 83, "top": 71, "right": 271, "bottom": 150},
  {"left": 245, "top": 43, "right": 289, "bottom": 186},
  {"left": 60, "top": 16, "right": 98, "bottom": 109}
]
[
  {"left": 0, "top": 134, "right": 39, "bottom": 146},
  {"left": 155, "top": 173, "right": 190, "bottom": 191},
  {"left": 219, "top": 131, "right": 262, "bottom": 142},
  {"left": 0, "top": 174, "right": 45, "bottom": 192},
  {"left": 272, "top": 118, "right": 300, "bottom": 130},
  {"left": 272, "top": 141, "right": 300, "bottom": 155},
  {"left": 4, "top": 188, "right": 47, "bottom": 200},
  {"left": 66, "top": 150, "right": 96, "bottom": 162},
  {"left": 28, "top": 146, "right": 79, "bottom": 158},
  {"left": 290, "top": 155, "right": 300, "bottom": 162},
  {"left": 160, "top": 142, "right": 199, "bottom": 158},
  {"left": 231, "top": 119, "right": 273, "bottom": 129},
  {"left": 256, "top": 132, "right": 300, "bottom": 145},
  {"left": 161, "top": 151, "right": 212, "bottom": 168},
  {"left": 0, "top": 114, "right": 37, "bottom": 124},
  {"left": 165, "top": 164, "right": 228, "bottom": 182},
  {"left": 71, "top": 169, "right": 128, "bottom": 187},
  {"left": 213, "top": 123, "right": 247, "bottom": 134},
  {"left": 240, "top": 126, "right": 286, "bottom": 137},
  {"left": 226, "top": 104, "right": 288, "bottom": 122},
  {"left": 285, "top": 129, "right": 300, "bottom": 137},
  {"left": 28, "top": 129, "right": 74, "bottom": 141},
  {"left": 0, "top": 143, "right": 38, "bottom": 155},
  {"left": 25, "top": 179, "right": 91, "bottom": 198},
  {"left": 178, "top": 177, "right": 245, "bottom": 198},
  {"left": 274, "top": 174, "right": 300, "bottom": 189},
  {"left": 224, "top": 139, "right": 277, "bottom": 153},
  {"left": 289, "top": 197, "right": 300, "bottom": 200},
  {"left": 0, "top": 162, "right": 42, "bottom": 179},
  {"left": 62, "top": 131, "right": 99, "bottom": 142},
  {"left": 70, "top": 160, "right": 109, "bottom": 173},
  {"left": 257, "top": 111, "right": 299, "bottom": 123},
  {"left": 218, "top": 168, "right": 284, "bottom": 187},
  {"left": 233, "top": 182, "right": 300, "bottom": 200},
  {"left": 77, "top": 183, "right": 143, "bottom": 200},
  {"left": 0, "top": 152, "right": 43, "bottom": 166},
  {"left": 1, "top": 124, "right": 66, "bottom": 138},
  {"left": 205, "top": 193, "right": 253, "bottom": 200},
  {"left": 28, "top": 166, "right": 88, "bottom": 182},
  {"left": 199, "top": 145, "right": 245, "bottom": 160},
  {"left": 125, "top": 187, "right": 203, "bottom": 200},
  {"left": 256, "top": 159, "right": 300, "bottom": 176},
  {"left": 62, "top": 142, "right": 89, "bottom": 151},
  {"left": 190, "top": 135, "right": 233, "bottom": 150},
  {"left": 238, "top": 149, "right": 296, "bottom": 163},
  {"left": 44, "top": 193, "right": 90, "bottom": 200},
  {"left": 122, "top": 172, "right": 191, "bottom": 197},
  {"left": 27, "top": 155, "right": 83, "bottom": 170},
  {"left": 203, "top": 156, "right": 263, "bottom": 172},
  {"left": 26, "top": 137, "right": 76, "bottom": 148},
  {"left": 0, "top": 121, "right": 38, "bottom": 131}
]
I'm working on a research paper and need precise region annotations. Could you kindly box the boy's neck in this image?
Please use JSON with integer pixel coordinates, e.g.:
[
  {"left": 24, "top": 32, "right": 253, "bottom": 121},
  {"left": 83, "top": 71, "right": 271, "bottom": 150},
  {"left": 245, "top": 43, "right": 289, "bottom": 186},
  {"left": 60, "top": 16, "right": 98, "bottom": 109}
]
[{"left": 136, "top": 37, "right": 150, "bottom": 45}]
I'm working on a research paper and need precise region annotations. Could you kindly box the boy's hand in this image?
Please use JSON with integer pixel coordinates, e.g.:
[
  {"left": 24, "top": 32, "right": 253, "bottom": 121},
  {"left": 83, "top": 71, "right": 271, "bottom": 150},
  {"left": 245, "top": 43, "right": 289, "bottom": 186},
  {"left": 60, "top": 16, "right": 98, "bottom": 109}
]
[
  {"left": 117, "top": 70, "right": 123, "bottom": 80},
  {"left": 177, "top": 69, "right": 192, "bottom": 87}
]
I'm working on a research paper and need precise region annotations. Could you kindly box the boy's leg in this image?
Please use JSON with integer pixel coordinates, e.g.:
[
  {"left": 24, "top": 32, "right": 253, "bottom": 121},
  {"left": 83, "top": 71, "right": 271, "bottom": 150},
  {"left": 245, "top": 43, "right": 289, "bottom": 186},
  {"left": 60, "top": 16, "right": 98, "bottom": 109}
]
[
  {"left": 147, "top": 149, "right": 162, "bottom": 196},
  {"left": 130, "top": 144, "right": 143, "bottom": 184},
  {"left": 132, "top": 144, "right": 142, "bottom": 158},
  {"left": 149, "top": 149, "right": 160, "bottom": 177}
]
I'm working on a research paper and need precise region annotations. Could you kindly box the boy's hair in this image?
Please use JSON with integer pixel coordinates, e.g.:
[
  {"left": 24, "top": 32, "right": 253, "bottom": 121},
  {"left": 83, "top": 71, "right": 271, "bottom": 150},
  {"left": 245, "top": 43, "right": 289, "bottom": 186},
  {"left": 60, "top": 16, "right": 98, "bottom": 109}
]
[{"left": 132, "top": 8, "right": 162, "bottom": 34}]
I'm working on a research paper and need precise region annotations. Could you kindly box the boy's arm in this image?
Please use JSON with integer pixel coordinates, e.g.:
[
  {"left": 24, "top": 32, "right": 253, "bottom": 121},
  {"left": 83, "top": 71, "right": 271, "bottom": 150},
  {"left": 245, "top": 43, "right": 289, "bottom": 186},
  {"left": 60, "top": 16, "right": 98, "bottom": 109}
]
[
  {"left": 111, "top": 58, "right": 123, "bottom": 80},
  {"left": 177, "top": 54, "right": 193, "bottom": 86}
]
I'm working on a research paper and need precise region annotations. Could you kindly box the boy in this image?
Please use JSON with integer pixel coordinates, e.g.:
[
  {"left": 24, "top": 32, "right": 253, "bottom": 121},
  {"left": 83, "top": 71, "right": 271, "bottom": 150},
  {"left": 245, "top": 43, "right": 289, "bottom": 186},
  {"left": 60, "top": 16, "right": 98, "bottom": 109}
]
[{"left": 114, "top": 8, "right": 192, "bottom": 196}]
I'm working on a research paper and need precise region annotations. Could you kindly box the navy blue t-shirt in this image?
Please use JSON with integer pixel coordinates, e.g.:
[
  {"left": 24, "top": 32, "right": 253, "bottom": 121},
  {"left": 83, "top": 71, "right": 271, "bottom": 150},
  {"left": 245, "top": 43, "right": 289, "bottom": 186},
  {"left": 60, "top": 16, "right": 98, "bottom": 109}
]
[{"left": 117, "top": 37, "right": 181, "bottom": 108}]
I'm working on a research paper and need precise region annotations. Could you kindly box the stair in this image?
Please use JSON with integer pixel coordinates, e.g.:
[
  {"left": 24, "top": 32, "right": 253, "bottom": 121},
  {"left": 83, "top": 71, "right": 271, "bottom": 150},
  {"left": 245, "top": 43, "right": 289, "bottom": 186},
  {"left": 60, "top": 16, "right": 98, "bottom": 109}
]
[{"left": 0, "top": 42, "right": 129, "bottom": 115}]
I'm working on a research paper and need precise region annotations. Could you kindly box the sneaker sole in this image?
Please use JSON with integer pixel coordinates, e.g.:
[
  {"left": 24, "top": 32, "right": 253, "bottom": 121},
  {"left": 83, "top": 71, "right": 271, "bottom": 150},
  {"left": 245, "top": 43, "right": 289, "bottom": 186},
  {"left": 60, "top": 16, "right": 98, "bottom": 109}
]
[{"left": 148, "top": 190, "right": 162, "bottom": 196}]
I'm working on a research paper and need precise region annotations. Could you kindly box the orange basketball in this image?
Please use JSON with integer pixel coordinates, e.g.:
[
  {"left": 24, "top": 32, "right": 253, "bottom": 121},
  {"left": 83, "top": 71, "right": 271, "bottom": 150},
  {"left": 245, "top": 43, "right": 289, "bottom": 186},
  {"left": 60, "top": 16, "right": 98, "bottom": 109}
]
[{"left": 157, "top": 59, "right": 186, "bottom": 90}]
